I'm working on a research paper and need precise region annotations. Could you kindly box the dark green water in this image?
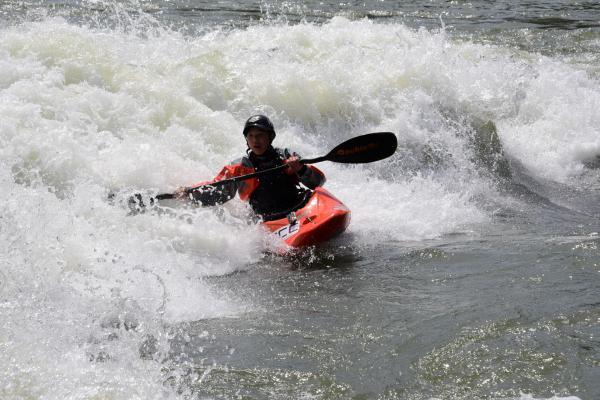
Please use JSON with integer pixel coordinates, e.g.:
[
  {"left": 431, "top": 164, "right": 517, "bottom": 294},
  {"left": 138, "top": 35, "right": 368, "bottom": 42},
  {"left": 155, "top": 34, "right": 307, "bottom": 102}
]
[{"left": 166, "top": 228, "right": 600, "bottom": 398}]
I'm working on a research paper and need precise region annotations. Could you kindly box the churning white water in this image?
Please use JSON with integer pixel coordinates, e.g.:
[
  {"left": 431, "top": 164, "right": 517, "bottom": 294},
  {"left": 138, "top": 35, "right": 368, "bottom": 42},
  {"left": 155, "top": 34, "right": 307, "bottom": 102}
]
[{"left": 1, "top": 7, "right": 598, "bottom": 398}]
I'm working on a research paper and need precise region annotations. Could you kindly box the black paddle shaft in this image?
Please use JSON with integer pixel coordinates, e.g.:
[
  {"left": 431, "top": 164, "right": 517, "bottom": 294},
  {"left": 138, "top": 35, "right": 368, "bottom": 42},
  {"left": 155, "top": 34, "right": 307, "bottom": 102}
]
[{"left": 154, "top": 132, "right": 397, "bottom": 201}]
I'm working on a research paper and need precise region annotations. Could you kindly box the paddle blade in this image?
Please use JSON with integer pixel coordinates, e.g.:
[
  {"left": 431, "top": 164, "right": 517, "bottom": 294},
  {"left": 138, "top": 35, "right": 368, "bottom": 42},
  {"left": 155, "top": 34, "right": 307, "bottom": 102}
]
[{"left": 325, "top": 132, "right": 398, "bottom": 164}]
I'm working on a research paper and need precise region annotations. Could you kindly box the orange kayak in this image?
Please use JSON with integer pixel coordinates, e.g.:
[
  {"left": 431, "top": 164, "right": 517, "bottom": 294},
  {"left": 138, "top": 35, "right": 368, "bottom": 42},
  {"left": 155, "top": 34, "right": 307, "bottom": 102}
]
[{"left": 262, "top": 187, "right": 351, "bottom": 248}]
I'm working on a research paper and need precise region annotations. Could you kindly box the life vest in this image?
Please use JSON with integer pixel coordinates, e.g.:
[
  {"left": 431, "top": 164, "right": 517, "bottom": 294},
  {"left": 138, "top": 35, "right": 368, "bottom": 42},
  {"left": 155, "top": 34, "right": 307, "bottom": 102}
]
[{"left": 189, "top": 147, "right": 325, "bottom": 216}]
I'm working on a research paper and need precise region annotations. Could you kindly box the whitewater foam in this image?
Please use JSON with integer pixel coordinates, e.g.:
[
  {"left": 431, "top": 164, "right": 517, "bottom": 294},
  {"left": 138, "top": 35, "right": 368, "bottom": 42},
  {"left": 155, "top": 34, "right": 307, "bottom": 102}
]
[{"left": 1, "top": 10, "right": 597, "bottom": 399}]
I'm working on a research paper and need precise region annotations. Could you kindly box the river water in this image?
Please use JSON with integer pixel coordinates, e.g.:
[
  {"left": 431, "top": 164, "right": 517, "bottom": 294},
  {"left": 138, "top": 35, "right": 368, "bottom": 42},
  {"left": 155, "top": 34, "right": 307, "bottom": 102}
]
[{"left": 1, "top": 1, "right": 599, "bottom": 399}]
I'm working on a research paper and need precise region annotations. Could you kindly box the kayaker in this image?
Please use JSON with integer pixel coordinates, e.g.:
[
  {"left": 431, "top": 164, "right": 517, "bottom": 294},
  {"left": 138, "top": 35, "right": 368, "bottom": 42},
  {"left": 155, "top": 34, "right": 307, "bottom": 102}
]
[{"left": 175, "top": 115, "right": 326, "bottom": 219}]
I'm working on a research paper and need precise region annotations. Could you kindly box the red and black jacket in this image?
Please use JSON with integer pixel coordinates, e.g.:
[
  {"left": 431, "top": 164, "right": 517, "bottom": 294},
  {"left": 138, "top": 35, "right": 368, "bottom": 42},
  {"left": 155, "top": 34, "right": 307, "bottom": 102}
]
[{"left": 188, "top": 147, "right": 325, "bottom": 217}]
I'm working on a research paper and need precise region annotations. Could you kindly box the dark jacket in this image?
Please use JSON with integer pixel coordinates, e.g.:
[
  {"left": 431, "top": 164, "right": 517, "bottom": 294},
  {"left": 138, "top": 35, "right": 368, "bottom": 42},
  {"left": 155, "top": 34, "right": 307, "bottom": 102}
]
[{"left": 188, "top": 146, "right": 326, "bottom": 217}]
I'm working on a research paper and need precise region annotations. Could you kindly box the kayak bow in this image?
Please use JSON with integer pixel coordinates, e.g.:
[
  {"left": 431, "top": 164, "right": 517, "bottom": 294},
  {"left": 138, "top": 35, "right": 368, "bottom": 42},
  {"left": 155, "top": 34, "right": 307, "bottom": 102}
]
[{"left": 262, "top": 187, "right": 350, "bottom": 248}]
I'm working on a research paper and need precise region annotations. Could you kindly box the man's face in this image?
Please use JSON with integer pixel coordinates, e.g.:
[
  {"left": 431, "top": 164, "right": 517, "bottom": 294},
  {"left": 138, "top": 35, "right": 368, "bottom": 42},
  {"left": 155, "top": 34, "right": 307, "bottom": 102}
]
[{"left": 246, "top": 128, "right": 271, "bottom": 155}]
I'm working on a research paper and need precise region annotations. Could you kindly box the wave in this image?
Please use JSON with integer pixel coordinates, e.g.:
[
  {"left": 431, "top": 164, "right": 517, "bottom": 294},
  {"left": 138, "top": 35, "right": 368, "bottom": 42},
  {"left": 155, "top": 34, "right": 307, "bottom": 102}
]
[{"left": 1, "top": 11, "right": 598, "bottom": 398}]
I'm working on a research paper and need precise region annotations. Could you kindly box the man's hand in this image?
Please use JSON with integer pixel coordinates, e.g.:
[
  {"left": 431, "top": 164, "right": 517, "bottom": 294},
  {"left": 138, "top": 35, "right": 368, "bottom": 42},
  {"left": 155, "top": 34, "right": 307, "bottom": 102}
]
[
  {"left": 173, "top": 186, "right": 190, "bottom": 199},
  {"left": 285, "top": 156, "right": 304, "bottom": 174}
]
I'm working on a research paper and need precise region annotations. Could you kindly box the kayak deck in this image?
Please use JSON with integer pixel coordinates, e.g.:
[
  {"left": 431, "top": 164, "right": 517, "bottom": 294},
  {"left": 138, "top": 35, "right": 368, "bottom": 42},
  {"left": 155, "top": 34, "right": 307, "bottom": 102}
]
[{"left": 262, "top": 187, "right": 351, "bottom": 248}]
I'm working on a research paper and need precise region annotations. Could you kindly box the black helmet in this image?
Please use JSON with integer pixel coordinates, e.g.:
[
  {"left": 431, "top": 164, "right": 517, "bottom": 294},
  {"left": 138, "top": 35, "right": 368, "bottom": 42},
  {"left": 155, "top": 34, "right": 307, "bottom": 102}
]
[{"left": 243, "top": 115, "right": 276, "bottom": 141}]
